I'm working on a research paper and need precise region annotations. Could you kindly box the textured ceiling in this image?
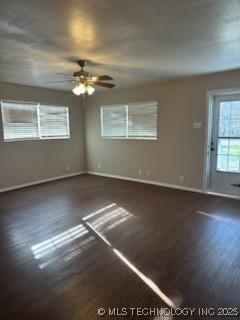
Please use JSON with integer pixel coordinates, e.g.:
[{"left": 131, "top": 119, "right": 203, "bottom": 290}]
[{"left": 1, "top": 0, "right": 240, "bottom": 91}]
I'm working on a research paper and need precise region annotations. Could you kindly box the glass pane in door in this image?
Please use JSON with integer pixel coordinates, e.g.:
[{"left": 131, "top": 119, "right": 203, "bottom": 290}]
[{"left": 217, "top": 101, "right": 240, "bottom": 173}]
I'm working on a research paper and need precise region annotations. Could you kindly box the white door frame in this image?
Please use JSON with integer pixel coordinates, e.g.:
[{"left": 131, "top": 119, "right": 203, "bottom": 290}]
[{"left": 203, "top": 87, "right": 240, "bottom": 198}]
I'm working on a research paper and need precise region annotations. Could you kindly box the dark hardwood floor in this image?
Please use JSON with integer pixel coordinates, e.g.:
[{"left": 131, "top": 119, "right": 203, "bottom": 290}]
[{"left": 0, "top": 174, "right": 239, "bottom": 319}]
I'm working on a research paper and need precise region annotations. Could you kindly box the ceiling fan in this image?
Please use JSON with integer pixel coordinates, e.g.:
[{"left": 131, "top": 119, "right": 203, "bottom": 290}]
[{"left": 46, "top": 60, "right": 116, "bottom": 96}]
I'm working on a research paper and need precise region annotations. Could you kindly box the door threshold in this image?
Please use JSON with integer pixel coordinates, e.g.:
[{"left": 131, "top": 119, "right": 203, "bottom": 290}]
[{"left": 207, "top": 191, "right": 240, "bottom": 200}]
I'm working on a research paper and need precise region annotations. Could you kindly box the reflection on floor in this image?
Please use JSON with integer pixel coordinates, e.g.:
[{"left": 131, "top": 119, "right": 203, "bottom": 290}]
[
  {"left": 31, "top": 224, "right": 89, "bottom": 259},
  {"left": 83, "top": 202, "right": 133, "bottom": 234},
  {"left": 1, "top": 175, "right": 239, "bottom": 320},
  {"left": 112, "top": 248, "right": 178, "bottom": 309},
  {"left": 31, "top": 224, "right": 95, "bottom": 269},
  {"left": 31, "top": 201, "right": 177, "bottom": 309},
  {"left": 197, "top": 210, "right": 240, "bottom": 225},
  {"left": 31, "top": 202, "right": 133, "bottom": 269}
]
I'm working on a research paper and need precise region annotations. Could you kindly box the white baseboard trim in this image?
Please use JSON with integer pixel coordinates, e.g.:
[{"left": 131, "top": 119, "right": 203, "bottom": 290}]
[
  {"left": 206, "top": 191, "right": 240, "bottom": 200},
  {"left": 0, "top": 171, "right": 86, "bottom": 193},
  {"left": 87, "top": 171, "right": 203, "bottom": 194},
  {"left": 2, "top": 170, "right": 238, "bottom": 200}
]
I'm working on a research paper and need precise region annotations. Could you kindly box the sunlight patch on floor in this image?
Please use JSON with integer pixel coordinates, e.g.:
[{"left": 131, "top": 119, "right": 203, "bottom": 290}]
[{"left": 197, "top": 211, "right": 240, "bottom": 225}]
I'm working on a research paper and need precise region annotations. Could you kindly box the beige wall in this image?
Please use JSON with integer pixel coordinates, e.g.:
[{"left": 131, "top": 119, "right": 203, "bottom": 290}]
[
  {"left": 2, "top": 70, "right": 240, "bottom": 191},
  {"left": 85, "top": 70, "right": 240, "bottom": 190},
  {"left": 0, "top": 83, "right": 85, "bottom": 190}
]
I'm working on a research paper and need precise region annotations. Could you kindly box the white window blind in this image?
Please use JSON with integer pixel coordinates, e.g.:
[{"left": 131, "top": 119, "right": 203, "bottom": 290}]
[
  {"left": 39, "top": 105, "right": 70, "bottom": 139},
  {"left": 1, "top": 101, "right": 39, "bottom": 141},
  {"left": 101, "top": 105, "right": 127, "bottom": 138},
  {"left": 1, "top": 100, "right": 70, "bottom": 142},
  {"left": 101, "top": 101, "right": 157, "bottom": 140},
  {"left": 128, "top": 101, "right": 157, "bottom": 139}
]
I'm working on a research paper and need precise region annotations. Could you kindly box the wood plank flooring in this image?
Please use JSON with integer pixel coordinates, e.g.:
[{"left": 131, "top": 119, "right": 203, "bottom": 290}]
[{"left": 0, "top": 174, "right": 239, "bottom": 319}]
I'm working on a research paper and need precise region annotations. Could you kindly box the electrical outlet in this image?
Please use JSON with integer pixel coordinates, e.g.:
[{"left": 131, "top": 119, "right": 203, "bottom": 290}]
[
  {"left": 66, "top": 165, "right": 70, "bottom": 172},
  {"left": 146, "top": 170, "right": 151, "bottom": 178},
  {"left": 138, "top": 169, "right": 142, "bottom": 176},
  {"left": 180, "top": 176, "right": 184, "bottom": 183},
  {"left": 97, "top": 163, "right": 102, "bottom": 169},
  {"left": 193, "top": 122, "right": 202, "bottom": 129}
]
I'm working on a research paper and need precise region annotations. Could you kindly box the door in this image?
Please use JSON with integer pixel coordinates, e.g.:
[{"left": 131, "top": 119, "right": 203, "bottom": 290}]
[{"left": 209, "top": 94, "right": 240, "bottom": 196}]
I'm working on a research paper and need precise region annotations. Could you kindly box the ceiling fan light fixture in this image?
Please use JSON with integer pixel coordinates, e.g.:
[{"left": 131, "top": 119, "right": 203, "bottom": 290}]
[
  {"left": 54, "top": 60, "right": 115, "bottom": 96},
  {"left": 72, "top": 83, "right": 86, "bottom": 95},
  {"left": 72, "top": 85, "right": 81, "bottom": 95},
  {"left": 78, "top": 83, "right": 86, "bottom": 94},
  {"left": 86, "top": 85, "right": 95, "bottom": 95}
]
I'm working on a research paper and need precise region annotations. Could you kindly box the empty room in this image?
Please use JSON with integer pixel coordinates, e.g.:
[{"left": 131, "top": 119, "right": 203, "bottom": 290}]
[{"left": 0, "top": 0, "right": 240, "bottom": 319}]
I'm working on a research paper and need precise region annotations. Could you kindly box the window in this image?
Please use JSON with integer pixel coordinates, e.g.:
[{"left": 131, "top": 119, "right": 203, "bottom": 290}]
[
  {"left": 217, "top": 101, "right": 240, "bottom": 172},
  {"left": 1, "top": 101, "right": 39, "bottom": 141},
  {"left": 101, "top": 101, "right": 157, "bottom": 140},
  {"left": 39, "top": 105, "right": 70, "bottom": 139},
  {"left": 1, "top": 100, "right": 70, "bottom": 141},
  {"left": 101, "top": 105, "right": 127, "bottom": 138}
]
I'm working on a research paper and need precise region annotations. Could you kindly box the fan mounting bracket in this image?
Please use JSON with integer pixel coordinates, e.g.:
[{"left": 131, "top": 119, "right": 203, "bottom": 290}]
[{"left": 77, "top": 60, "right": 87, "bottom": 69}]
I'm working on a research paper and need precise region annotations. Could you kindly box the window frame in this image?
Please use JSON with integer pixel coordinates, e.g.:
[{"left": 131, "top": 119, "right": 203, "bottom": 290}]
[
  {"left": 100, "top": 101, "right": 158, "bottom": 140},
  {"left": 216, "top": 99, "right": 240, "bottom": 173},
  {"left": 1, "top": 100, "right": 70, "bottom": 142}
]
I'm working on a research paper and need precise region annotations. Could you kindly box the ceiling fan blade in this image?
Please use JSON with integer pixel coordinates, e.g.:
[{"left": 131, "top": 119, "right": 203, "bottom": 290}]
[
  {"left": 44, "top": 80, "right": 73, "bottom": 84},
  {"left": 95, "top": 75, "right": 114, "bottom": 81},
  {"left": 56, "top": 72, "right": 70, "bottom": 76},
  {"left": 92, "top": 81, "right": 116, "bottom": 88}
]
